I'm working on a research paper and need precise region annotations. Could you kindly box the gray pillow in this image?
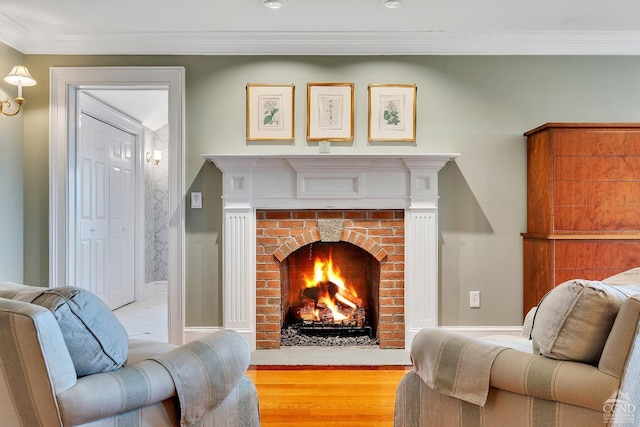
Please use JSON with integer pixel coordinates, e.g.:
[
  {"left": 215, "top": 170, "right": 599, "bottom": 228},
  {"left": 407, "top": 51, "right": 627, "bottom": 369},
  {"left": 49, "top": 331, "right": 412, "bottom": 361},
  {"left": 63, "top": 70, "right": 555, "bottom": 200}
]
[
  {"left": 28, "top": 287, "right": 128, "bottom": 377},
  {"left": 530, "top": 280, "right": 640, "bottom": 365}
]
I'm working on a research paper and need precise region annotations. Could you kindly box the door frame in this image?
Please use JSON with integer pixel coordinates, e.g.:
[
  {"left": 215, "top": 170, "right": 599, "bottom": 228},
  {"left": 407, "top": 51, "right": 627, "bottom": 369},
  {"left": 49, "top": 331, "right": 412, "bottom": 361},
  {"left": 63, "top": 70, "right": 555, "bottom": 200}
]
[{"left": 50, "top": 66, "right": 185, "bottom": 344}]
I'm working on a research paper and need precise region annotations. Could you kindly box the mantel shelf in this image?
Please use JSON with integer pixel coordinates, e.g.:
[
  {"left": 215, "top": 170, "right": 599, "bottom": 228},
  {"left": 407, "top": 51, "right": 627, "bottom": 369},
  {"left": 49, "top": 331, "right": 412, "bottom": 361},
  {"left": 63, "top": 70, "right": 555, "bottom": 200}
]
[{"left": 202, "top": 153, "right": 461, "bottom": 173}]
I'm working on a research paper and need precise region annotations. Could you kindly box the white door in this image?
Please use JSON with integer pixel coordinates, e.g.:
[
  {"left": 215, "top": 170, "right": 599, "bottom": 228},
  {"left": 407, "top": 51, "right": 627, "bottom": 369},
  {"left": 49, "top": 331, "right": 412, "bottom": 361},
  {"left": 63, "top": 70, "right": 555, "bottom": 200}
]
[
  {"left": 108, "top": 125, "right": 136, "bottom": 308},
  {"left": 77, "top": 114, "right": 109, "bottom": 302},
  {"left": 77, "top": 113, "right": 136, "bottom": 309}
]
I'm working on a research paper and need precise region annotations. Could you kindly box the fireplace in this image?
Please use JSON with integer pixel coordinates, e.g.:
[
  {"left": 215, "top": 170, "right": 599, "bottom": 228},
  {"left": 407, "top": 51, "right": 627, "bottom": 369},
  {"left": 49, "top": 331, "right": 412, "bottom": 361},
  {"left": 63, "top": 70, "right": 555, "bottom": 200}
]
[
  {"left": 280, "top": 241, "right": 380, "bottom": 346},
  {"left": 203, "top": 153, "right": 459, "bottom": 351},
  {"left": 256, "top": 209, "right": 404, "bottom": 348}
]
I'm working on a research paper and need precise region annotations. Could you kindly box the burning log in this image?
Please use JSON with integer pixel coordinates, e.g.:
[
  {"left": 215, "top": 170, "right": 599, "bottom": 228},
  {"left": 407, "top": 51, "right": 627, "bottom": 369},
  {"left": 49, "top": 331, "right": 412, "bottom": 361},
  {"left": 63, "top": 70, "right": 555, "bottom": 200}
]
[
  {"left": 301, "top": 281, "right": 339, "bottom": 302},
  {"left": 293, "top": 251, "right": 367, "bottom": 327},
  {"left": 295, "top": 293, "right": 367, "bottom": 327},
  {"left": 295, "top": 298, "right": 317, "bottom": 321},
  {"left": 303, "top": 281, "right": 364, "bottom": 305}
]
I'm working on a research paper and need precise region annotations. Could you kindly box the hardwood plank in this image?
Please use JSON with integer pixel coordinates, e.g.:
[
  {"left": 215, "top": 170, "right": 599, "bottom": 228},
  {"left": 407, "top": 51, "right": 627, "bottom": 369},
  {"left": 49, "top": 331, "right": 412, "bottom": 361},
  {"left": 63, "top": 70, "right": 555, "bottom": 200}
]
[{"left": 246, "top": 367, "right": 411, "bottom": 426}]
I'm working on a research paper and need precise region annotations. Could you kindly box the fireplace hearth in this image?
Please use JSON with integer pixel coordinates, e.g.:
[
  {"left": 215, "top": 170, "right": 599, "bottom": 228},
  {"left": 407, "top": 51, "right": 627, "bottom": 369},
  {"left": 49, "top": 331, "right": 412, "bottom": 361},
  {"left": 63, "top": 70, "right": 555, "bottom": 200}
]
[{"left": 203, "top": 153, "right": 459, "bottom": 351}]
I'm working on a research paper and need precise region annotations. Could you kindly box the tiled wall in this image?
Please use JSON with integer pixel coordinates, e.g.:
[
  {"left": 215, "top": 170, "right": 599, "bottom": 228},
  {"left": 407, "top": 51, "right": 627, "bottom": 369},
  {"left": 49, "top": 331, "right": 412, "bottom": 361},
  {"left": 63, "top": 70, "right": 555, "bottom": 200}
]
[{"left": 144, "top": 125, "right": 169, "bottom": 284}]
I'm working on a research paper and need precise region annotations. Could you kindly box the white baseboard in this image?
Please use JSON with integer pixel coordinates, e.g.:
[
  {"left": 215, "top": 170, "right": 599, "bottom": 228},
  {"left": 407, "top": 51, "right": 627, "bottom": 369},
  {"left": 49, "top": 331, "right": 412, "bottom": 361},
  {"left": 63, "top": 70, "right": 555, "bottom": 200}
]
[
  {"left": 442, "top": 326, "right": 523, "bottom": 338},
  {"left": 143, "top": 281, "right": 167, "bottom": 300},
  {"left": 184, "top": 327, "right": 223, "bottom": 343}
]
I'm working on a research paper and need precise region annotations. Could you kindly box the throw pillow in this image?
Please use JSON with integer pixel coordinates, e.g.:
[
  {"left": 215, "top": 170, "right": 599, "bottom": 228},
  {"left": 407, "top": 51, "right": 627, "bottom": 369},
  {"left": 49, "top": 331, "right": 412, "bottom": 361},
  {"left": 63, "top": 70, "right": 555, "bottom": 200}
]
[
  {"left": 530, "top": 279, "right": 640, "bottom": 365},
  {"left": 28, "top": 287, "right": 128, "bottom": 377}
]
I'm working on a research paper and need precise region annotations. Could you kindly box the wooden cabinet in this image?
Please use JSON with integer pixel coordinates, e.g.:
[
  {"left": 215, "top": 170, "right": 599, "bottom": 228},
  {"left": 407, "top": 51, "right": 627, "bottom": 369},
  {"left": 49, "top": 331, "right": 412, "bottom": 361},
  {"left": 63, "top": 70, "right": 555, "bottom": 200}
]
[{"left": 522, "top": 123, "right": 640, "bottom": 315}]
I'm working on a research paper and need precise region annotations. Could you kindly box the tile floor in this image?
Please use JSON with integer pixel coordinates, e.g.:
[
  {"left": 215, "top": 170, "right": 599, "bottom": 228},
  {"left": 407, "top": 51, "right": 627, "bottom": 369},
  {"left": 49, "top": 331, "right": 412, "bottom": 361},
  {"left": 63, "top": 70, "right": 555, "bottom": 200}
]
[{"left": 113, "top": 294, "right": 168, "bottom": 342}]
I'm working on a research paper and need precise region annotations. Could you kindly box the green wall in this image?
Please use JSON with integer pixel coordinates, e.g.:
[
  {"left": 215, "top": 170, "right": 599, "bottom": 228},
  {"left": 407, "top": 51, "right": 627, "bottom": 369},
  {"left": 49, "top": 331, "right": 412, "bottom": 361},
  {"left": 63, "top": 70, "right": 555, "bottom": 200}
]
[
  {"left": 0, "top": 43, "right": 25, "bottom": 282},
  {"left": 18, "top": 54, "right": 640, "bottom": 327}
]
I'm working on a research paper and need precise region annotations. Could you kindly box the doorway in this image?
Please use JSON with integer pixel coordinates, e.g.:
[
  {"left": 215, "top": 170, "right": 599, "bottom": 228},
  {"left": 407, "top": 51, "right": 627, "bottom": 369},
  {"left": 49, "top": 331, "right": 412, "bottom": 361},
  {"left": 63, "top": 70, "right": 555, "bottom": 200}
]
[{"left": 50, "top": 67, "right": 185, "bottom": 344}]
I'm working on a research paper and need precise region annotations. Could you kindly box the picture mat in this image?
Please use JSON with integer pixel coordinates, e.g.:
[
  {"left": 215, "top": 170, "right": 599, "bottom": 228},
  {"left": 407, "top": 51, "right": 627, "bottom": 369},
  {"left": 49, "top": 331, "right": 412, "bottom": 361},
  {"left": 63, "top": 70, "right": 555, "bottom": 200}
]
[
  {"left": 246, "top": 84, "right": 294, "bottom": 141},
  {"left": 307, "top": 83, "right": 354, "bottom": 141},
  {"left": 368, "top": 84, "right": 416, "bottom": 142}
]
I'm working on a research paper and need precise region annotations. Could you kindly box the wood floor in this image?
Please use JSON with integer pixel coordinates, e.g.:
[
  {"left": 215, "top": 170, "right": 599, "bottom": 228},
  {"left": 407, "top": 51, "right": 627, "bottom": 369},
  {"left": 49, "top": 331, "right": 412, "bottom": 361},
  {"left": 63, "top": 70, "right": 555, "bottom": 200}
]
[{"left": 245, "top": 367, "right": 411, "bottom": 427}]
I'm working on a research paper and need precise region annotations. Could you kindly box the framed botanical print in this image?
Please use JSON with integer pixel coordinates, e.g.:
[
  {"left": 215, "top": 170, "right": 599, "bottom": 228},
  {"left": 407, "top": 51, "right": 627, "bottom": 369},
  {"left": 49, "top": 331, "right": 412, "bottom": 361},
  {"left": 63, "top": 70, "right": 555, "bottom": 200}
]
[
  {"left": 307, "top": 82, "right": 354, "bottom": 142},
  {"left": 368, "top": 84, "right": 417, "bottom": 142},
  {"left": 246, "top": 83, "right": 295, "bottom": 141}
]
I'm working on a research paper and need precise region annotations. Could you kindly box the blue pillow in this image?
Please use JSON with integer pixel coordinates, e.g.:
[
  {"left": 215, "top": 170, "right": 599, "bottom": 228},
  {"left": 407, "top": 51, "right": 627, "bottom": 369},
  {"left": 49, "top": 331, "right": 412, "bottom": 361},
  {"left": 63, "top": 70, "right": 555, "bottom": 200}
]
[{"left": 29, "top": 287, "right": 128, "bottom": 377}]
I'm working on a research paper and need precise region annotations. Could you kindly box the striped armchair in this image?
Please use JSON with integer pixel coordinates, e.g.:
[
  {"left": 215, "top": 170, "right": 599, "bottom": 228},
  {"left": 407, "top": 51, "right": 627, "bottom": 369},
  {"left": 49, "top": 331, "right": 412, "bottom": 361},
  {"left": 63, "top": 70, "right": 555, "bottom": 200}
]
[
  {"left": 395, "top": 281, "right": 640, "bottom": 427},
  {"left": 0, "top": 283, "right": 260, "bottom": 427}
]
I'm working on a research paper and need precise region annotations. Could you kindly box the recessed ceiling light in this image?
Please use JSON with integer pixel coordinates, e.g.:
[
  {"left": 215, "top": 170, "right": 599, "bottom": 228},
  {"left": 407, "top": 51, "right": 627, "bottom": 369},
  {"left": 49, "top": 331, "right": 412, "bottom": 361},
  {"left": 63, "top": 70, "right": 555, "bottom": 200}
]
[
  {"left": 381, "top": 0, "right": 404, "bottom": 8},
  {"left": 263, "top": 0, "right": 285, "bottom": 9}
]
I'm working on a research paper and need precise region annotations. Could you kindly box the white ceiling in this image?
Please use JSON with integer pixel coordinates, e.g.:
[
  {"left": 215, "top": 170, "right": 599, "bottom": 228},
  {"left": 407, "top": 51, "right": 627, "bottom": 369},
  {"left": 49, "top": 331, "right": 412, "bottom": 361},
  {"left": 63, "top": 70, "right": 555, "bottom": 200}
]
[
  {"left": 5, "top": 1, "right": 640, "bottom": 126},
  {"left": 2, "top": 0, "right": 640, "bottom": 55},
  {"left": 84, "top": 90, "right": 168, "bottom": 131}
]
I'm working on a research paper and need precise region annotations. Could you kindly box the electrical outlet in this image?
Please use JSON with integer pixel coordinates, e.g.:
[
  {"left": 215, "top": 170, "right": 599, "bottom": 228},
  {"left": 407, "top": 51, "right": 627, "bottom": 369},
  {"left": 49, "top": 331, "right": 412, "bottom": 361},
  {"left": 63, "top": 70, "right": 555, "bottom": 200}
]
[{"left": 469, "top": 291, "right": 481, "bottom": 308}]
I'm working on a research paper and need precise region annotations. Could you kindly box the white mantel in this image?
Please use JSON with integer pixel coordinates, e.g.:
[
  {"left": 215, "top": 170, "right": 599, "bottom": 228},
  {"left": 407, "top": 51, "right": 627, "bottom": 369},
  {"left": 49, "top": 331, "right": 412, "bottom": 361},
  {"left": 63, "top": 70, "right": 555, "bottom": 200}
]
[{"left": 202, "top": 153, "right": 460, "bottom": 350}]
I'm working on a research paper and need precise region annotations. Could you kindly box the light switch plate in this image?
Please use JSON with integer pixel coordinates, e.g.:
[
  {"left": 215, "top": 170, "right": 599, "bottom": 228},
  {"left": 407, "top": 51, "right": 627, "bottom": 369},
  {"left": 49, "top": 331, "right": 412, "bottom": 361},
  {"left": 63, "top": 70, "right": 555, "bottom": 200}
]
[
  {"left": 469, "top": 291, "right": 480, "bottom": 308},
  {"left": 191, "top": 192, "right": 202, "bottom": 209}
]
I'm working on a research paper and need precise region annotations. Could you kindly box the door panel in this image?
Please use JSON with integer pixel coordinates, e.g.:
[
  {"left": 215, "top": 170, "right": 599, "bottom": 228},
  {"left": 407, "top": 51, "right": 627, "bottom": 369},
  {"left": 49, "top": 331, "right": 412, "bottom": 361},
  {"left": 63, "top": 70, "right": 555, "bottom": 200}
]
[
  {"left": 108, "top": 126, "right": 136, "bottom": 308},
  {"left": 78, "top": 115, "right": 109, "bottom": 301},
  {"left": 77, "top": 113, "right": 136, "bottom": 309}
]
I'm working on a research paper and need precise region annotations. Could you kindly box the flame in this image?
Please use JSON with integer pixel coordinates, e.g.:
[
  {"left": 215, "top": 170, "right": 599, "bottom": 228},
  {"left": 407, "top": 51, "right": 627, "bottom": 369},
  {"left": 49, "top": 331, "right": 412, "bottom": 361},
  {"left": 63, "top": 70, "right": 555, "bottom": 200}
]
[{"left": 302, "top": 251, "right": 360, "bottom": 322}]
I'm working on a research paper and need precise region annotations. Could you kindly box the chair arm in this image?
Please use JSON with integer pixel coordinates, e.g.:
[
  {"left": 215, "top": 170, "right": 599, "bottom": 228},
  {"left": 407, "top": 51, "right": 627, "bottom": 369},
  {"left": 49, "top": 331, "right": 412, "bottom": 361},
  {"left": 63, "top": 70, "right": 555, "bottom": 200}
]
[
  {"left": 150, "top": 330, "right": 252, "bottom": 424},
  {"left": 490, "top": 348, "right": 619, "bottom": 412},
  {"left": 56, "top": 359, "right": 176, "bottom": 426}
]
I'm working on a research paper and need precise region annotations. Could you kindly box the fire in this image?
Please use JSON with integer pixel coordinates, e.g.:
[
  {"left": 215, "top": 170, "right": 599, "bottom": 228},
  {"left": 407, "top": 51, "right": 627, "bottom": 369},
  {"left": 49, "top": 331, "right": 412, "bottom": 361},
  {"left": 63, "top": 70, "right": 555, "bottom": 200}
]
[{"left": 300, "top": 252, "right": 361, "bottom": 323}]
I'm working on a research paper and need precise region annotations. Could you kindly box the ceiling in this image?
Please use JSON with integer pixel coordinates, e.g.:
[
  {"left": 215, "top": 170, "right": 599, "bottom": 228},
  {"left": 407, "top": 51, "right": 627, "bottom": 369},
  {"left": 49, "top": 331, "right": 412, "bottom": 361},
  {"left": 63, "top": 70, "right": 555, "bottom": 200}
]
[
  {"left": 84, "top": 90, "right": 168, "bottom": 131},
  {"left": 2, "top": 0, "right": 640, "bottom": 55}
]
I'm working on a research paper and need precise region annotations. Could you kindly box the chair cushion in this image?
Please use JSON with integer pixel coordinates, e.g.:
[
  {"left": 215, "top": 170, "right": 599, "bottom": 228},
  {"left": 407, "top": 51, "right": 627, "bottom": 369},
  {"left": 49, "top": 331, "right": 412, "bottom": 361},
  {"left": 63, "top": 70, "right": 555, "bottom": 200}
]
[
  {"left": 603, "top": 267, "right": 640, "bottom": 286},
  {"left": 2, "top": 286, "right": 129, "bottom": 377},
  {"left": 530, "top": 279, "right": 640, "bottom": 365}
]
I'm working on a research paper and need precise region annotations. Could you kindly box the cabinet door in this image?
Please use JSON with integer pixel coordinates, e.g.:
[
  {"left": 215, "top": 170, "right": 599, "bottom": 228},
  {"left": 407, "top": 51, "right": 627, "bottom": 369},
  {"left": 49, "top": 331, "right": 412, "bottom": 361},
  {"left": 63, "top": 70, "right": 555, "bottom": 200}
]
[{"left": 523, "top": 237, "right": 554, "bottom": 315}]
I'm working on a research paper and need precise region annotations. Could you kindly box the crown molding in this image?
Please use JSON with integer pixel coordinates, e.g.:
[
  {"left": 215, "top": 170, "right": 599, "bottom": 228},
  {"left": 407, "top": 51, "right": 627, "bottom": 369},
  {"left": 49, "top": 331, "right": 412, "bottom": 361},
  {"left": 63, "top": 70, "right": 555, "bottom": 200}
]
[
  {"left": 0, "top": 13, "right": 26, "bottom": 52},
  {"left": 3, "top": 24, "right": 640, "bottom": 56}
]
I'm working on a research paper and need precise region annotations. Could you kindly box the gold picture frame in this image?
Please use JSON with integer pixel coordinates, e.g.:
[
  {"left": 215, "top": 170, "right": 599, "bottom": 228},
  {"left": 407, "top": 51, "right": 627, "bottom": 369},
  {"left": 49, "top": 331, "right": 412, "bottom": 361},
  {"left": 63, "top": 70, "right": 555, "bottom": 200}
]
[
  {"left": 246, "top": 83, "right": 295, "bottom": 141},
  {"left": 368, "top": 84, "right": 417, "bottom": 142},
  {"left": 306, "top": 82, "right": 354, "bottom": 142}
]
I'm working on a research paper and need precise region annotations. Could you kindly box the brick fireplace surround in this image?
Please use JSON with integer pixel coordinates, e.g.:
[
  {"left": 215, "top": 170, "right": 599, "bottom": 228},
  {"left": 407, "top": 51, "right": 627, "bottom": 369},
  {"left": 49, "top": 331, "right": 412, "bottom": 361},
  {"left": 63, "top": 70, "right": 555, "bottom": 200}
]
[
  {"left": 203, "top": 153, "right": 459, "bottom": 351},
  {"left": 256, "top": 209, "right": 405, "bottom": 349}
]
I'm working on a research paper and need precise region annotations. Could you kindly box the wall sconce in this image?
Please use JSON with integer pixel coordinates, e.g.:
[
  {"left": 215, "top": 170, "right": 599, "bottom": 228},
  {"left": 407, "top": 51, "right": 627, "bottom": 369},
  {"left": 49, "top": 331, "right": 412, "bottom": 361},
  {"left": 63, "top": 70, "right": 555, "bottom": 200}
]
[
  {"left": 1, "top": 65, "right": 37, "bottom": 117},
  {"left": 146, "top": 150, "right": 162, "bottom": 165}
]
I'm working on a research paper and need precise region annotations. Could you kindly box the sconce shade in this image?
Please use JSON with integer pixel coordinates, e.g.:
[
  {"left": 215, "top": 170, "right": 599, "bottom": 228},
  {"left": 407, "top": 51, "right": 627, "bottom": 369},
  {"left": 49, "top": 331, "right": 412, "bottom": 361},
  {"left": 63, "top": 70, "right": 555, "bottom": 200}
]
[{"left": 4, "top": 66, "right": 37, "bottom": 87}]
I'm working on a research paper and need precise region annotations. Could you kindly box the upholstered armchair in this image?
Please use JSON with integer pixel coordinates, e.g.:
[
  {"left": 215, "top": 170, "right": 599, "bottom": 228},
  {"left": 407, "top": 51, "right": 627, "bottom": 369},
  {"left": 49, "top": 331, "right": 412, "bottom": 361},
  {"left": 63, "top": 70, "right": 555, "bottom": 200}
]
[
  {"left": 395, "top": 272, "right": 640, "bottom": 427},
  {"left": 0, "top": 282, "right": 260, "bottom": 426}
]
